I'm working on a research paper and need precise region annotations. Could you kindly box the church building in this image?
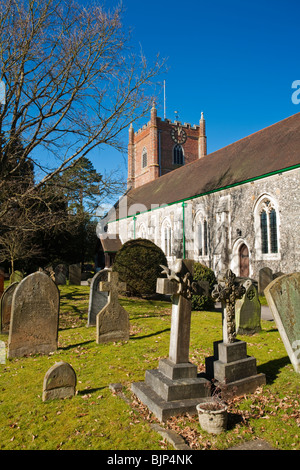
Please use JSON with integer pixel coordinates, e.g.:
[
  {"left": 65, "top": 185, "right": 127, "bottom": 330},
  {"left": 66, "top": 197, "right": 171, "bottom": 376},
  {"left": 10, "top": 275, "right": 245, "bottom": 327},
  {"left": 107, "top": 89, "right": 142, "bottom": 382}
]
[{"left": 101, "top": 104, "right": 300, "bottom": 281}]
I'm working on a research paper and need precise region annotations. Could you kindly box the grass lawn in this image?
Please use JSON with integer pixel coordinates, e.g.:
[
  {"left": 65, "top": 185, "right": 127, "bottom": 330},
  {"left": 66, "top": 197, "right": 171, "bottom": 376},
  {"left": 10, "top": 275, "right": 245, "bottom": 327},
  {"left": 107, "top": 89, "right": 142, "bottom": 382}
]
[{"left": 0, "top": 283, "right": 299, "bottom": 450}]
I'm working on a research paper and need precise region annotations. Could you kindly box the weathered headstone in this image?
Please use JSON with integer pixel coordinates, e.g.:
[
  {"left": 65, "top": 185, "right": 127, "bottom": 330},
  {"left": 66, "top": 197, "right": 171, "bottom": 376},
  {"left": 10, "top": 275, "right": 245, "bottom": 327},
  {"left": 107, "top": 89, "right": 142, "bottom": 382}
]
[
  {"left": 69, "top": 263, "right": 81, "bottom": 285},
  {"left": 0, "top": 282, "right": 18, "bottom": 334},
  {"left": 265, "top": 273, "right": 300, "bottom": 373},
  {"left": 7, "top": 272, "right": 60, "bottom": 358},
  {"left": 235, "top": 279, "right": 261, "bottom": 335},
  {"left": 96, "top": 270, "right": 129, "bottom": 343},
  {"left": 132, "top": 260, "right": 211, "bottom": 421},
  {"left": 9, "top": 270, "right": 23, "bottom": 284},
  {"left": 87, "top": 269, "right": 109, "bottom": 327},
  {"left": 55, "top": 264, "right": 67, "bottom": 285},
  {"left": 258, "top": 267, "right": 273, "bottom": 295},
  {"left": 42, "top": 361, "right": 76, "bottom": 401},
  {"left": 206, "top": 270, "right": 266, "bottom": 396}
]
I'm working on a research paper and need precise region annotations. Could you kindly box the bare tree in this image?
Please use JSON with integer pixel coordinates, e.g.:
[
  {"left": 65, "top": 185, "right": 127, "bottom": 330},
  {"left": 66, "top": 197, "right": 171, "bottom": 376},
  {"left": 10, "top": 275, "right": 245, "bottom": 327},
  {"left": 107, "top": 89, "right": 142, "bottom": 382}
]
[{"left": 0, "top": 0, "right": 165, "bottom": 218}]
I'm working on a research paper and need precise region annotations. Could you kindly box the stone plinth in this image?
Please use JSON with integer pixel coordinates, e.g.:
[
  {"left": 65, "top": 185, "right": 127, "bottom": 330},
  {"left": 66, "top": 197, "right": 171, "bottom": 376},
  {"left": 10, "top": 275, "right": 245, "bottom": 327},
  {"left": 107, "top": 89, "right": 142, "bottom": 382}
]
[
  {"left": 205, "top": 340, "right": 266, "bottom": 397},
  {"left": 132, "top": 358, "right": 210, "bottom": 422}
]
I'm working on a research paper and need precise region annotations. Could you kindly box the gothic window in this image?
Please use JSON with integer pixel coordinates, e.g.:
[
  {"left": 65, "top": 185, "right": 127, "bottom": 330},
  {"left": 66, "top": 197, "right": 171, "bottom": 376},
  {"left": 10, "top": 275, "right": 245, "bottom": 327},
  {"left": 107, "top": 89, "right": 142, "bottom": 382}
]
[
  {"left": 139, "top": 224, "right": 147, "bottom": 239},
  {"left": 162, "top": 220, "right": 172, "bottom": 257},
  {"left": 259, "top": 199, "right": 278, "bottom": 254},
  {"left": 196, "top": 220, "right": 208, "bottom": 256},
  {"left": 142, "top": 147, "right": 147, "bottom": 168},
  {"left": 173, "top": 144, "right": 184, "bottom": 165}
]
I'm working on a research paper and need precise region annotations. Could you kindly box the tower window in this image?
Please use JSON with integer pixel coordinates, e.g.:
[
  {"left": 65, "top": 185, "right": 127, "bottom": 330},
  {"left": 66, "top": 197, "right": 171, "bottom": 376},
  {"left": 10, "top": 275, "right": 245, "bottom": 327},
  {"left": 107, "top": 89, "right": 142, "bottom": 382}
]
[
  {"left": 173, "top": 144, "right": 184, "bottom": 165},
  {"left": 142, "top": 147, "right": 147, "bottom": 168}
]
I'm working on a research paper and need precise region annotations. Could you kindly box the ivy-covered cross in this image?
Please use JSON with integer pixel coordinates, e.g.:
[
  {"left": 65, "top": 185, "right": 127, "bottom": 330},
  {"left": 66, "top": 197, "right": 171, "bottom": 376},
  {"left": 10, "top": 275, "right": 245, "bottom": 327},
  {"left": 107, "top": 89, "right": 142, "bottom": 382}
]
[{"left": 211, "top": 269, "right": 246, "bottom": 343}]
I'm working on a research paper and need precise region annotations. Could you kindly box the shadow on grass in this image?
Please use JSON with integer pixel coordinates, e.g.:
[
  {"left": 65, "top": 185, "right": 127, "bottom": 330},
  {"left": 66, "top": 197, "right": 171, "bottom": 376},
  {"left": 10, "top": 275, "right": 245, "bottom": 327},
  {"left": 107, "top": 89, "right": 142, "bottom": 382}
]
[
  {"left": 130, "top": 328, "right": 170, "bottom": 340},
  {"left": 77, "top": 387, "right": 106, "bottom": 395},
  {"left": 227, "top": 411, "right": 244, "bottom": 429},
  {"left": 59, "top": 340, "right": 94, "bottom": 350},
  {"left": 258, "top": 355, "right": 290, "bottom": 384}
]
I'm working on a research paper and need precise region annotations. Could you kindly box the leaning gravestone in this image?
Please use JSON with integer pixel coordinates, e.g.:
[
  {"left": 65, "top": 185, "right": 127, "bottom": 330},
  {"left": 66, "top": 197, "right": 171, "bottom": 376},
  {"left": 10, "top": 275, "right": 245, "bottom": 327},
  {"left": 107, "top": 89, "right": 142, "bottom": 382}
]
[
  {"left": 87, "top": 269, "right": 109, "bottom": 327},
  {"left": 55, "top": 264, "right": 67, "bottom": 285},
  {"left": 7, "top": 272, "right": 60, "bottom": 358},
  {"left": 0, "top": 282, "right": 18, "bottom": 334},
  {"left": 96, "top": 270, "right": 129, "bottom": 343},
  {"left": 258, "top": 267, "right": 273, "bottom": 295},
  {"left": 265, "top": 273, "right": 300, "bottom": 373},
  {"left": 132, "top": 259, "right": 211, "bottom": 421},
  {"left": 69, "top": 263, "right": 81, "bottom": 285},
  {"left": 42, "top": 361, "right": 77, "bottom": 401},
  {"left": 235, "top": 279, "right": 261, "bottom": 335}
]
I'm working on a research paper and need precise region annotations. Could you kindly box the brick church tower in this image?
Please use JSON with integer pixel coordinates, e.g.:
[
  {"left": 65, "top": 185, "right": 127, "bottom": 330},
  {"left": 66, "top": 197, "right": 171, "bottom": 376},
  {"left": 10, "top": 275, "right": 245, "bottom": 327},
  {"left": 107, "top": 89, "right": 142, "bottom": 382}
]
[{"left": 127, "top": 103, "right": 207, "bottom": 189}]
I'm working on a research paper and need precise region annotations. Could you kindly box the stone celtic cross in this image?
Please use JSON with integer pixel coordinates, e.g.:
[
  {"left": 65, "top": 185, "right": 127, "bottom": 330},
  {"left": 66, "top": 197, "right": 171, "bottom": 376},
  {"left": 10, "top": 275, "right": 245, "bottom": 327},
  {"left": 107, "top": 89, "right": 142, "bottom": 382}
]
[
  {"left": 156, "top": 259, "right": 209, "bottom": 364},
  {"left": 99, "top": 271, "right": 126, "bottom": 302},
  {"left": 211, "top": 269, "right": 246, "bottom": 343}
]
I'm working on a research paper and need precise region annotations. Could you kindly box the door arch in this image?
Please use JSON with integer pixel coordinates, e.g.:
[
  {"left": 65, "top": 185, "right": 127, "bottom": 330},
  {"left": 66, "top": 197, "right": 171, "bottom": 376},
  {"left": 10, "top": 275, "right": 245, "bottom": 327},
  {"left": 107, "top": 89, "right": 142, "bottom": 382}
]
[{"left": 239, "top": 243, "right": 249, "bottom": 277}]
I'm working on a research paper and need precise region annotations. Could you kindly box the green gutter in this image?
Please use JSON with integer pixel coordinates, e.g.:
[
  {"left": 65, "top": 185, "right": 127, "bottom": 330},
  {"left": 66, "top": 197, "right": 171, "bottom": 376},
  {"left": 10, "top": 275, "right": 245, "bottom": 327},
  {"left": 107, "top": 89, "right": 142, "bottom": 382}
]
[{"left": 108, "top": 164, "right": 300, "bottom": 224}]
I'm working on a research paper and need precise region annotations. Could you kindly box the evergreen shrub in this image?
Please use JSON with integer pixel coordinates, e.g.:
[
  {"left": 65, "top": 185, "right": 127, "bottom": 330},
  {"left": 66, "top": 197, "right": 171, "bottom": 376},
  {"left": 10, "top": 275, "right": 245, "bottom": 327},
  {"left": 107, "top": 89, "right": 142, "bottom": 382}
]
[
  {"left": 112, "top": 238, "right": 168, "bottom": 297},
  {"left": 192, "top": 263, "right": 217, "bottom": 311}
]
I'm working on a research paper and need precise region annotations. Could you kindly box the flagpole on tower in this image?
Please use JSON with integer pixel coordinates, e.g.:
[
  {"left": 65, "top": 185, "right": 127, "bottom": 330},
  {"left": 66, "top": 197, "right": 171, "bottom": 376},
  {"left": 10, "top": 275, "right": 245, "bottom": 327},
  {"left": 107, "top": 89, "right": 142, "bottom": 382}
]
[{"left": 164, "top": 80, "right": 166, "bottom": 119}]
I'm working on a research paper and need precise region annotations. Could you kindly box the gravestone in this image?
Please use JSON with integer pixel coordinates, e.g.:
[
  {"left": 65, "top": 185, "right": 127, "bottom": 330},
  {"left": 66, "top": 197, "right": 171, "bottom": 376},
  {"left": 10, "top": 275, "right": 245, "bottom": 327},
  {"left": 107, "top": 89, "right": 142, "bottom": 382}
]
[
  {"left": 235, "top": 279, "right": 261, "bottom": 335},
  {"left": 9, "top": 270, "right": 23, "bottom": 284},
  {"left": 96, "top": 270, "right": 129, "bottom": 343},
  {"left": 132, "top": 259, "right": 211, "bottom": 422},
  {"left": 206, "top": 270, "right": 266, "bottom": 396},
  {"left": 55, "top": 264, "right": 67, "bottom": 285},
  {"left": 42, "top": 361, "right": 77, "bottom": 401},
  {"left": 258, "top": 267, "right": 273, "bottom": 295},
  {"left": 7, "top": 272, "right": 60, "bottom": 358},
  {"left": 69, "top": 263, "right": 81, "bottom": 285},
  {"left": 264, "top": 273, "right": 300, "bottom": 373},
  {"left": 0, "top": 282, "right": 18, "bottom": 334},
  {"left": 87, "top": 269, "right": 109, "bottom": 327}
]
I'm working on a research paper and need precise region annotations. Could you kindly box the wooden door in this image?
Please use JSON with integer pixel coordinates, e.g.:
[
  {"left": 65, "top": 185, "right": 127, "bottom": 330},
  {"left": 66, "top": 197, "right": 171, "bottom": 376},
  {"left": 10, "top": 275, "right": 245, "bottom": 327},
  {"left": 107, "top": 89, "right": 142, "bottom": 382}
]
[{"left": 239, "top": 243, "right": 249, "bottom": 277}]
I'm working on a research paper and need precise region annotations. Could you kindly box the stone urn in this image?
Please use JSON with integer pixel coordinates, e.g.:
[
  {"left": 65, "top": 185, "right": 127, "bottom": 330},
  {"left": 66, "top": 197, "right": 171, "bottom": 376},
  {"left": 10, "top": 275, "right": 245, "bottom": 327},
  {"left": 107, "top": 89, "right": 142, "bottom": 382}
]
[{"left": 196, "top": 401, "right": 228, "bottom": 434}]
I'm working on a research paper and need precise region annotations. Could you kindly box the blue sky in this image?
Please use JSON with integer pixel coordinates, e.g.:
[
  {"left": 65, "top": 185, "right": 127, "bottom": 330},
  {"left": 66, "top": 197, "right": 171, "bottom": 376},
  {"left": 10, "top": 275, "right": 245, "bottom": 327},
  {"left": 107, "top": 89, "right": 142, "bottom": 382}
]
[{"left": 83, "top": 0, "right": 300, "bottom": 179}]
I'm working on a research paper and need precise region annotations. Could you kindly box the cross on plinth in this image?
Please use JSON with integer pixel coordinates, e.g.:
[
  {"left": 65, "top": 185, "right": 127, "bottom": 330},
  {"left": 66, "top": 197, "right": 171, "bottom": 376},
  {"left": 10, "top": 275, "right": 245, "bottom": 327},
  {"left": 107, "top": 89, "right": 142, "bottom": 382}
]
[
  {"left": 96, "top": 270, "right": 129, "bottom": 344},
  {"left": 157, "top": 259, "right": 209, "bottom": 364},
  {"left": 131, "top": 259, "right": 211, "bottom": 421},
  {"left": 211, "top": 269, "right": 245, "bottom": 343}
]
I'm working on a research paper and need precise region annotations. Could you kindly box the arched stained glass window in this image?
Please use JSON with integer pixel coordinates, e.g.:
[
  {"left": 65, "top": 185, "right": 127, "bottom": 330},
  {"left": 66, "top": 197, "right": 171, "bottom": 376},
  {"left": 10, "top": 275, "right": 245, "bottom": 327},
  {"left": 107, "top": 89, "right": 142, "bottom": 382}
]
[{"left": 259, "top": 200, "right": 278, "bottom": 254}]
